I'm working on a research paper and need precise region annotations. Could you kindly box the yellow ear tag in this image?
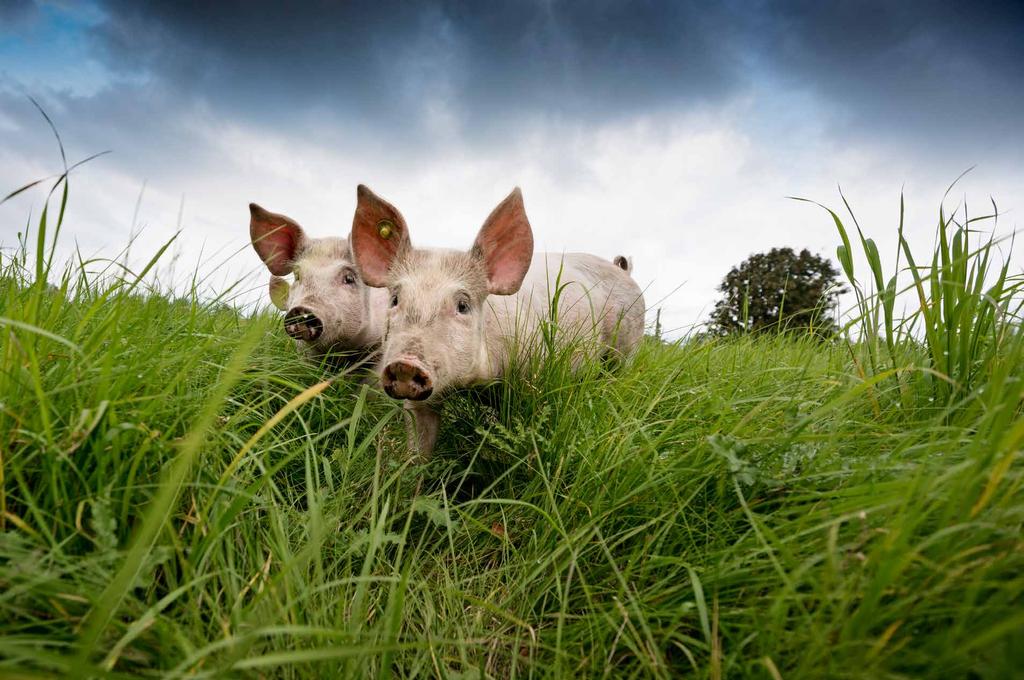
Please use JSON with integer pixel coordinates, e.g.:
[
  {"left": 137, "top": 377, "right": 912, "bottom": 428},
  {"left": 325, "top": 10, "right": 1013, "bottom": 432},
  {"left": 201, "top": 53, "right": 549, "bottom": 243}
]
[{"left": 377, "top": 220, "right": 395, "bottom": 240}]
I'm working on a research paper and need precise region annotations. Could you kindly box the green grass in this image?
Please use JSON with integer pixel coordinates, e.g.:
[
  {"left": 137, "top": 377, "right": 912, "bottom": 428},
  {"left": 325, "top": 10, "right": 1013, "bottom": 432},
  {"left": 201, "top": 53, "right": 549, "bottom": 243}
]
[{"left": 1, "top": 175, "right": 1022, "bottom": 678}]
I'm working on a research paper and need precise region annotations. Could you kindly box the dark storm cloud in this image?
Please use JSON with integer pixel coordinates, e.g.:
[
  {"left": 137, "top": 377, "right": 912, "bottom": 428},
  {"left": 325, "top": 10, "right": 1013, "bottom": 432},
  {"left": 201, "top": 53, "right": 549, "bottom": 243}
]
[
  {"left": 0, "top": 0, "right": 37, "bottom": 25},
  {"left": 91, "top": 0, "right": 750, "bottom": 136},
  {"left": 85, "top": 0, "right": 1024, "bottom": 153},
  {"left": 764, "top": 1, "right": 1024, "bottom": 149},
  {"left": 0, "top": 83, "right": 221, "bottom": 185}
]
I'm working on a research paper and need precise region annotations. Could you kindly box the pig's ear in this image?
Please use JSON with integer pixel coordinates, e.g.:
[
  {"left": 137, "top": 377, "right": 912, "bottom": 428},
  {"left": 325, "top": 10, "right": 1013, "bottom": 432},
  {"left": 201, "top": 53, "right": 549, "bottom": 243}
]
[
  {"left": 250, "top": 203, "right": 306, "bottom": 276},
  {"left": 350, "top": 184, "right": 409, "bottom": 288},
  {"left": 472, "top": 188, "right": 534, "bottom": 295},
  {"left": 269, "top": 275, "right": 290, "bottom": 311}
]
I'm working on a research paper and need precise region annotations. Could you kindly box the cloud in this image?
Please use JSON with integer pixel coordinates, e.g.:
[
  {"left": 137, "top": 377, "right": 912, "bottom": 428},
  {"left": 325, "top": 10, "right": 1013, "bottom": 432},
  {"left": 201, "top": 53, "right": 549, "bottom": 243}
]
[
  {"left": 86, "top": 0, "right": 754, "bottom": 145},
  {"left": 7, "top": 1, "right": 1018, "bottom": 167},
  {"left": 761, "top": 0, "right": 1024, "bottom": 154},
  {"left": 0, "top": 0, "right": 38, "bottom": 26},
  {"left": 82, "top": 0, "right": 1024, "bottom": 155}
]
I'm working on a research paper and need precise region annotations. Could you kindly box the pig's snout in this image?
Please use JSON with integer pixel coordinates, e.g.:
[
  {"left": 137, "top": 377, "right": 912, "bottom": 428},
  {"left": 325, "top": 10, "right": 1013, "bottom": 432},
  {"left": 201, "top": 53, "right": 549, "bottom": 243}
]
[
  {"left": 382, "top": 357, "right": 434, "bottom": 401},
  {"left": 284, "top": 306, "right": 323, "bottom": 342}
]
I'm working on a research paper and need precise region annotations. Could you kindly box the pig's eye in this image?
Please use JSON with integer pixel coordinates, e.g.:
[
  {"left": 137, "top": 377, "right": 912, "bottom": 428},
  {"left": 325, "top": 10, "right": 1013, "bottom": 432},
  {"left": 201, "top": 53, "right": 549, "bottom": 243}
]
[
  {"left": 456, "top": 298, "right": 471, "bottom": 315},
  {"left": 342, "top": 272, "right": 357, "bottom": 285},
  {"left": 390, "top": 293, "right": 399, "bottom": 308}
]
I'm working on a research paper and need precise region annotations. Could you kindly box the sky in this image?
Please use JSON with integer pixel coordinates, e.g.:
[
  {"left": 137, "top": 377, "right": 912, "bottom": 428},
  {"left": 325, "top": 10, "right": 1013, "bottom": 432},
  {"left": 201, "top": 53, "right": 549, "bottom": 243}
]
[{"left": 1, "top": 0, "right": 1022, "bottom": 333}]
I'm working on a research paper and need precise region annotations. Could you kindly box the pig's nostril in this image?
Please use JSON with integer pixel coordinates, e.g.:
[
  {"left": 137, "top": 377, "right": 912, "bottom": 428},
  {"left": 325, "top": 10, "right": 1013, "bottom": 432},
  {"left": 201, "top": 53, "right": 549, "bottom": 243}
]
[
  {"left": 305, "top": 316, "right": 323, "bottom": 339},
  {"left": 382, "top": 360, "right": 433, "bottom": 401},
  {"left": 284, "top": 307, "right": 323, "bottom": 341}
]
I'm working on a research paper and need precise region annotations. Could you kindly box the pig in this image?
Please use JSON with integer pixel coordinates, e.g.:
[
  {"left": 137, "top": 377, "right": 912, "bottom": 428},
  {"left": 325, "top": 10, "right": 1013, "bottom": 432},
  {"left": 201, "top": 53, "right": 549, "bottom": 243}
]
[
  {"left": 249, "top": 203, "right": 389, "bottom": 363},
  {"left": 349, "top": 185, "right": 646, "bottom": 457}
]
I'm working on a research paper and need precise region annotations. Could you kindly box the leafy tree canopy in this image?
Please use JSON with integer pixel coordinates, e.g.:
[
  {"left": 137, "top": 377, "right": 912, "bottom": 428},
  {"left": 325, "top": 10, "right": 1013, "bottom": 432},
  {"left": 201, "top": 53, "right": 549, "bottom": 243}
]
[{"left": 709, "top": 247, "right": 845, "bottom": 336}]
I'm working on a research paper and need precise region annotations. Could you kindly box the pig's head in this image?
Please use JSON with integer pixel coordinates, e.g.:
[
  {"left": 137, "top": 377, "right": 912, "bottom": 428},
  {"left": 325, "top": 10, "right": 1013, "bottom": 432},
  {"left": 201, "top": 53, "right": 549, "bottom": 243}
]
[
  {"left": 249, "top": 203, "right": 376, "bottom": 355},
  {"left": 350, "top": 185, "right": 534, "bottom": 401}
]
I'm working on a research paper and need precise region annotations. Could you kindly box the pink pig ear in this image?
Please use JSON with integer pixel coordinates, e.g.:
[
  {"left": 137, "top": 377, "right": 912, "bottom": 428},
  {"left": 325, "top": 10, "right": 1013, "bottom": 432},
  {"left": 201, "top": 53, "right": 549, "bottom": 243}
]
[
  {"left": 472, "top": 188, "right": 534, "bottom": 295},
  {"left": 250, "top": 203, "right": 306, "bottom": 276},
  {"left": 350, "top": 184, "right": 410, "bottom": 288}
]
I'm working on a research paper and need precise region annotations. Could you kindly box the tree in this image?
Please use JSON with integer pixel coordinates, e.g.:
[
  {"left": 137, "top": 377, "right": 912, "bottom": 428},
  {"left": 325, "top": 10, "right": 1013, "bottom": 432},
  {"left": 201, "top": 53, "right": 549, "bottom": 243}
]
[{"left": 709, "top": 247, "right": 845, "bottom": 336}]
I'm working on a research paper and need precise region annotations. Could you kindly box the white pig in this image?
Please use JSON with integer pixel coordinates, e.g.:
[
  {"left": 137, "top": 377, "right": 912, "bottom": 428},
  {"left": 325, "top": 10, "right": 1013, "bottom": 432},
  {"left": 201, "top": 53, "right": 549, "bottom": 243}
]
[
  {"left": 349, "top": 185, "right": 646, "bottom": 457},
  {"left": 249, "top": 203, "right": 389, "bottom": 362}
]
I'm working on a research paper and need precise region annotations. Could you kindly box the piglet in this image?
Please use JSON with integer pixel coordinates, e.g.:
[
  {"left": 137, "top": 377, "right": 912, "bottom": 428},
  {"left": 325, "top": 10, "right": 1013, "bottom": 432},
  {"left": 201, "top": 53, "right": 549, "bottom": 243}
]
[
  {"left": 249, "top": 203, "right": 389, "bottom": 362},
  {"left": 349, "top": 185, "right": 645, "bottom": 457}
]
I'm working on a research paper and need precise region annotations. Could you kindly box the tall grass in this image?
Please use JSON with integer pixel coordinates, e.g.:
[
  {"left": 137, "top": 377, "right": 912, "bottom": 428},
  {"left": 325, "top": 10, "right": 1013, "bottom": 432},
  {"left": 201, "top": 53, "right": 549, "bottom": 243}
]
[
  {"left": 796, "top": 181, "right": 1023, "bottom": 413},
  {"left": 1, "top": 168, "right": 1022, "bottom": 677}
]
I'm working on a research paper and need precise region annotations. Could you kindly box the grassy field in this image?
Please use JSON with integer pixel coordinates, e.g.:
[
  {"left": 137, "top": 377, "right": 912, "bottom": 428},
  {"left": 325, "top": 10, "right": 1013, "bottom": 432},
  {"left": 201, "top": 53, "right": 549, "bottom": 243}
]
[{"left": 1, "top": 180, "right": 1022, "bottom": 678}]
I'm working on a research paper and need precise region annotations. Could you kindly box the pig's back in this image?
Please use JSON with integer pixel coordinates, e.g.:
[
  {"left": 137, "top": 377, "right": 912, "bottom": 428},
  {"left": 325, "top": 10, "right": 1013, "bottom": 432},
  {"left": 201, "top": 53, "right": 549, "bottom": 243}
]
[{"left": 489, "top": 252, "right": 646, "bottom": 358}]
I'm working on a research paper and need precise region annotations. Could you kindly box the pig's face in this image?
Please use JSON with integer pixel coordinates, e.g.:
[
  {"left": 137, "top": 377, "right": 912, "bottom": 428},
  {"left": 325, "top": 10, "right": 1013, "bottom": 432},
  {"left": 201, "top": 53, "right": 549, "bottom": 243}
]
[
  {"left": 379, "top": 249, "right": 490, "bottom": 399},
  {"left": 350, "top": 185, "right": 533, "bottom": 400},
  {"left": 250, "top": 204, "right": 374, "bottom": 355}
]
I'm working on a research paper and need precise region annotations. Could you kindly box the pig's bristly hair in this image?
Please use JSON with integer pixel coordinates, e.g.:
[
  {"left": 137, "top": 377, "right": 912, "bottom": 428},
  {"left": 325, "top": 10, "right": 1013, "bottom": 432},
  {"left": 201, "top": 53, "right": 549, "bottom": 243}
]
[{"left": 388, "top": 248, "right": 490, "bottom": 305}]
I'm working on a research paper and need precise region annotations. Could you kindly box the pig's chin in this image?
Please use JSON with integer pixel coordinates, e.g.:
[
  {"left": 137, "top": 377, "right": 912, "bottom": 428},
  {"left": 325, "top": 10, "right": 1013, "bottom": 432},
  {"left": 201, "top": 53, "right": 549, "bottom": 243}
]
[
  {"left": 316, "top": 336, "right": 358, "bottom": 354},
  {"left": 386, "top": 387, "right": 433, "bottom": 402},
  {"left": 301, "top": 330, "right": 355, "bottom": 356}
]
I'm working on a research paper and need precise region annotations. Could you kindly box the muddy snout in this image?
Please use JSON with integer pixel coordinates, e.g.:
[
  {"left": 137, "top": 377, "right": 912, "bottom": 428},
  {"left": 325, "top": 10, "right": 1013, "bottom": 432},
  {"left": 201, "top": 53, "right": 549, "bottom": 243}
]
[
  {"left": 381, "top": 356, "right": 434, "bottom": 401},
  {"left": 283, "top": 306, "right": 323, "bottom": 342}
]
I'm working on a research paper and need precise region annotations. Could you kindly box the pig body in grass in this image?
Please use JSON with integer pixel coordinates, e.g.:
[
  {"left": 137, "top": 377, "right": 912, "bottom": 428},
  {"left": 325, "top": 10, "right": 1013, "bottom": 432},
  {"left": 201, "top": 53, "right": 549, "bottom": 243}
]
[
  {"left": 350, "top": 185, "right": 645, "bottom": 457},
  {"left": 249, "top": 203, "right": 389, "bottom": 363}
]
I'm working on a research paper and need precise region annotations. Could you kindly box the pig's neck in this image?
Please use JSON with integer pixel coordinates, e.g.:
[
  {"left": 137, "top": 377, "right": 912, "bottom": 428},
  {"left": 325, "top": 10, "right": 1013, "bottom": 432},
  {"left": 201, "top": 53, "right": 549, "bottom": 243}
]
[
  {"left": 478, "top": 297, "right": 526, "bottom": 380},
  {"left": 473, "top": 316, "right": 499, "bottom": 381}
]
